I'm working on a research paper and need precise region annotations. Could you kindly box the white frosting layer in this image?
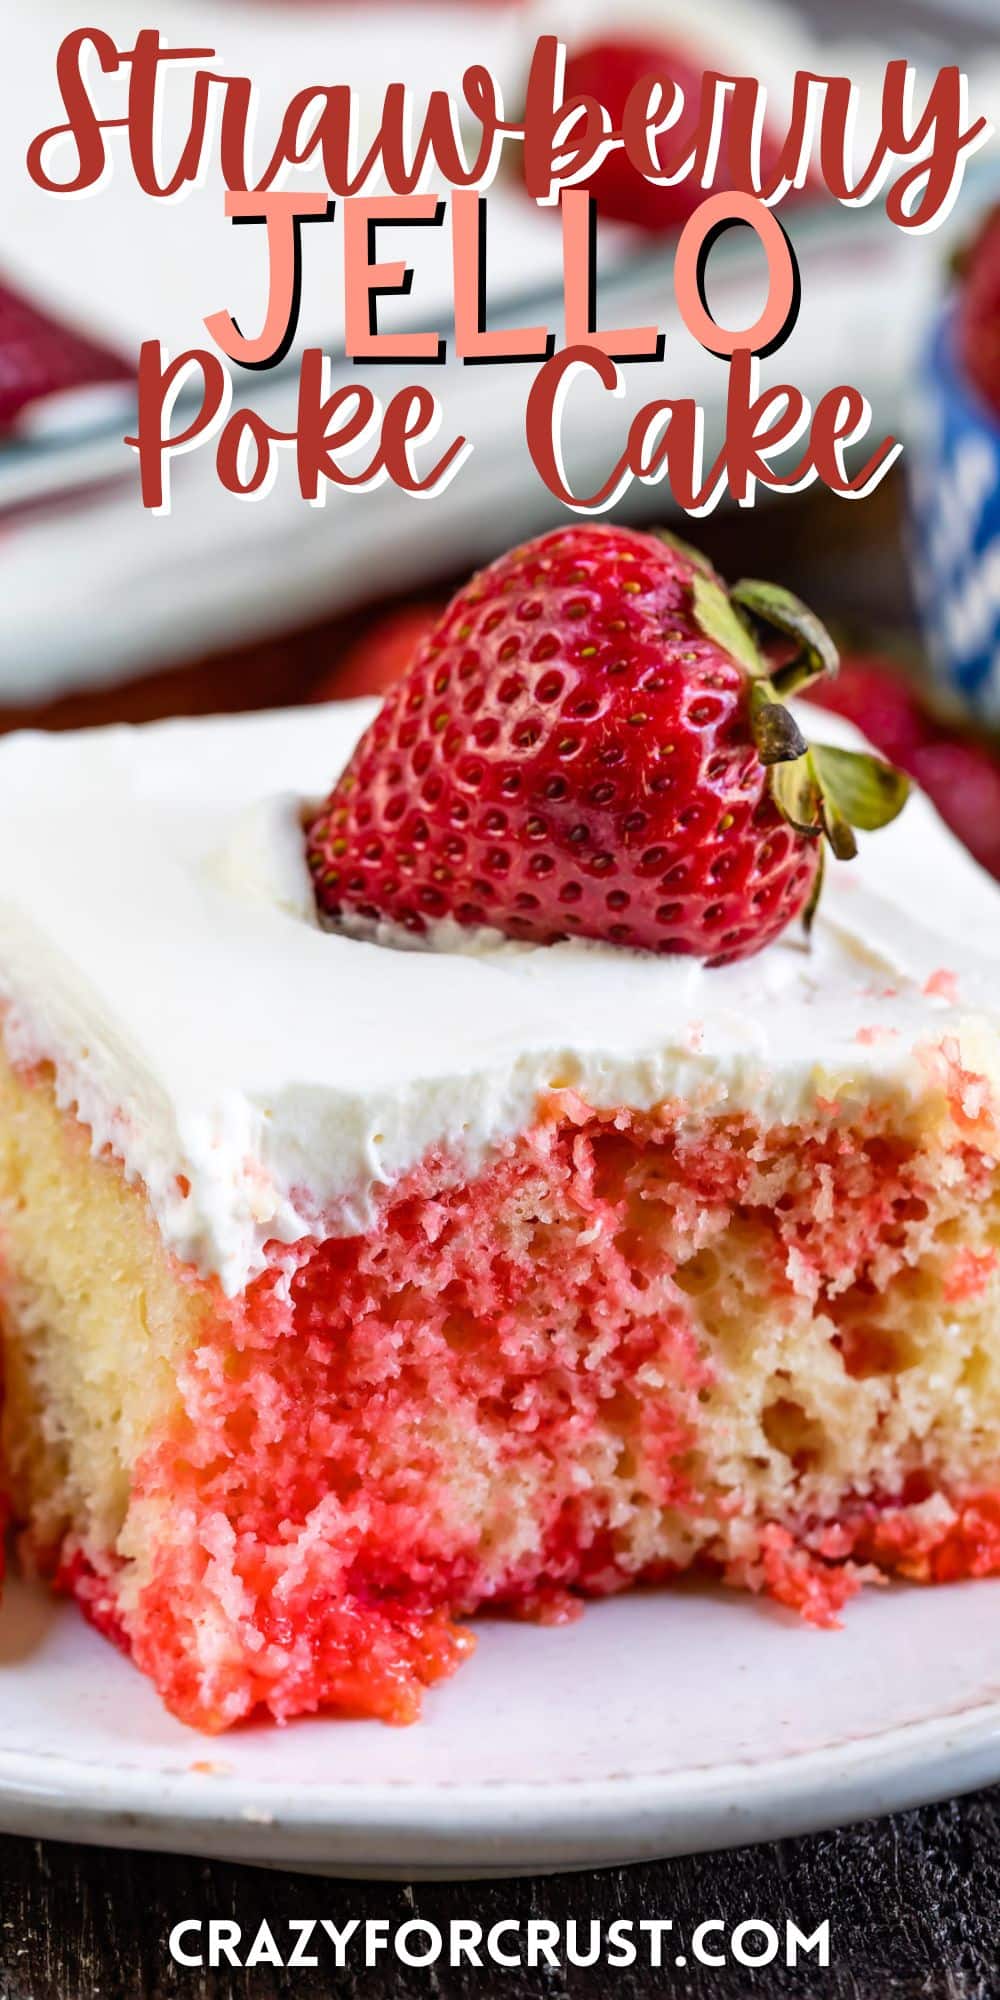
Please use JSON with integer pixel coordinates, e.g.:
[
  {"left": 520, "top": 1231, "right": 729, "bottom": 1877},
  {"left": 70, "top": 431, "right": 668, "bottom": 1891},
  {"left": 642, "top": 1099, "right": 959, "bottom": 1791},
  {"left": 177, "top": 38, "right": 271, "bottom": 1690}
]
[{"left": 0, "top": 699, "right": 998, "bottom": 1295}]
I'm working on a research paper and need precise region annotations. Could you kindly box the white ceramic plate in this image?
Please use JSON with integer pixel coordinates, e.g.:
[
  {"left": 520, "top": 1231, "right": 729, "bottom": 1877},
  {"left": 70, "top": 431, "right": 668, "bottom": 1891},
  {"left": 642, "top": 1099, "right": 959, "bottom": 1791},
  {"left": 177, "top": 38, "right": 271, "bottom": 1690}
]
[{"left": 3, "top": 1570, "right": 1000, "bottom": 1877}]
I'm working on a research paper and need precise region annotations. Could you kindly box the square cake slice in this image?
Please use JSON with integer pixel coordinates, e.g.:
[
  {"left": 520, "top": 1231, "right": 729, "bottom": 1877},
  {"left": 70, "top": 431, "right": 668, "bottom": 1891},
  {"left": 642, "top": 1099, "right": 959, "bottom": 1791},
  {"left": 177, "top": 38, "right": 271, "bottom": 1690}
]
[{"left": 0, "top": 701, "right": 999, "bottom": 1730}]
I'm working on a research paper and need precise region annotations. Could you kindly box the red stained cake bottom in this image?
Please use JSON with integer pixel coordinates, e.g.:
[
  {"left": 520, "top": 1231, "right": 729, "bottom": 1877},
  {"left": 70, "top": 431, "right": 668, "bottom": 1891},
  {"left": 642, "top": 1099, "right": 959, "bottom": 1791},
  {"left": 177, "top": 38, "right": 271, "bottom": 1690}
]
[{"left": 6, "top": 1079, "right": 994, "bottom": 1732}]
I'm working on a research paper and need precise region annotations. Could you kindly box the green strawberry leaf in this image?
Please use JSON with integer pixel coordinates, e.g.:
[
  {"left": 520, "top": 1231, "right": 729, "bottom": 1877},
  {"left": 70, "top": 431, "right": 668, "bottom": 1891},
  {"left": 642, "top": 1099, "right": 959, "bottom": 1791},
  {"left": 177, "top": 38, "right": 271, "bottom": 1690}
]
[
  {"left": 730, "top": 580, "right": 838, "bottom": 695},
  {"left": 802, "top": 842, "right": 825, "bottom": 936},
  {"left": 810, "top": 744, "right": 911, "bottom": 831},
  {"left": 681, "top": 558, "right": 907, "bottom": 947},
  {"left": 816, "top": 786, "right": 859, "bottom": 861},
  {"left": 691, "top": 574, "right": 766, "bottom": 678},
  {"left": 769, "top": 753, "right": 822, "bottom": 835}
]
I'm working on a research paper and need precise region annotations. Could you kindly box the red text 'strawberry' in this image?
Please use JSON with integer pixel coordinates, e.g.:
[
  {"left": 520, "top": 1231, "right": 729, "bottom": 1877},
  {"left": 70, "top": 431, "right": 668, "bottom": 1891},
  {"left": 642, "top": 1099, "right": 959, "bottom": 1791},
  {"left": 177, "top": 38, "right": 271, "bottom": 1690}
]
[{"left": 561, "top": 36, "right": 821, "bottom": 234}]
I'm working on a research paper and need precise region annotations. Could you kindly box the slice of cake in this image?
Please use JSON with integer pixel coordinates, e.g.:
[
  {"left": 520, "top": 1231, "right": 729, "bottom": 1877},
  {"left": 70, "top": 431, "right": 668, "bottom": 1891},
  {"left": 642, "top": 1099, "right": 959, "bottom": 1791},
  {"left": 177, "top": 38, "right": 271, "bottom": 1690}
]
[{"left": 1, "top": 531, "right": 999, "bottom": 1733}]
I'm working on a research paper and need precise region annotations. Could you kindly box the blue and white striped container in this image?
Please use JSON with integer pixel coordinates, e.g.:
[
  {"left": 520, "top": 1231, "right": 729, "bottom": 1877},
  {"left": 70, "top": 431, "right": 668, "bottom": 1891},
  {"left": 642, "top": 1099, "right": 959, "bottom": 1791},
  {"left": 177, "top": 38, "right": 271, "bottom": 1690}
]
[{"left": 908, "top": 308, "right": 1000, "bottom": 727}]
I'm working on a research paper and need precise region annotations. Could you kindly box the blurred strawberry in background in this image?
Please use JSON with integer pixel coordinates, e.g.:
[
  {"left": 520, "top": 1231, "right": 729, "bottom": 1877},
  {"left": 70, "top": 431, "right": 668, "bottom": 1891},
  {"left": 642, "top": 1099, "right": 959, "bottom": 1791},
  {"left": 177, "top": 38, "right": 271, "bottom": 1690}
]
[
  {"left": 311, "top": 600, "right": 443, "bottom": 702},
  {"left": 561, "top": 35, "right": 820, "bottom": 232},
  {"left": 805, "top": 657, "right": 929, "bottom": 763},
  {"left": 806, "top": 656, "right": 1000, "bottom": 883},
  {"left": 955, "top": 202, "right": 1000, "bottom": 421},
  {"left": 0, "top": 279, "right": 130, "bottom": 434}
]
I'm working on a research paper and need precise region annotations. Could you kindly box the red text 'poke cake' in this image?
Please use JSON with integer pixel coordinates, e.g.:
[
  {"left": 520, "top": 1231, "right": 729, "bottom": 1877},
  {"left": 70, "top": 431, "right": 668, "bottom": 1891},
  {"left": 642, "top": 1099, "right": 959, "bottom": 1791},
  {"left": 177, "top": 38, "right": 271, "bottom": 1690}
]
[{"left": 1, "top": 526, "right": 999, "bottom": 1731}]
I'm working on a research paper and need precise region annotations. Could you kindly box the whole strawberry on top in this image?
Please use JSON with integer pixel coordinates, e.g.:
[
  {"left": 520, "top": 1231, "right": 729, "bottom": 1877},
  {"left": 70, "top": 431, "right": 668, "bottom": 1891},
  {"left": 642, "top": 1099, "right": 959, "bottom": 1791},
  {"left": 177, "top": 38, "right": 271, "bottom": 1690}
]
[{"left": 307, "top": 526, "right": 908, "bottom": 966}]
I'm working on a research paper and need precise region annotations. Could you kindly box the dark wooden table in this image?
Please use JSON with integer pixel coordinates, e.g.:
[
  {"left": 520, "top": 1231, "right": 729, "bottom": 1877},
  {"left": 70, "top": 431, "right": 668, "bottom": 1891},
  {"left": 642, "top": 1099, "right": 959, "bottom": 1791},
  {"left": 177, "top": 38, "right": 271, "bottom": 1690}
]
[
  {"left": 2, "top": 1789, "right": 999, "bottom": 1999},
  {"left": 2, "top": 477, "right": 997, "bottom": 1999}
]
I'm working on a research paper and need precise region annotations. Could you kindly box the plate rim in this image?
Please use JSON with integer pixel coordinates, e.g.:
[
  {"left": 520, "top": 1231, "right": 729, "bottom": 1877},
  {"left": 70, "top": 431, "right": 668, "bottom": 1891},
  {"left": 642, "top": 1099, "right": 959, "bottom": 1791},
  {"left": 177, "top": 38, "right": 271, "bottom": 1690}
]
[{"left": 3, "top": 1683, "right": 1000, "bottom": 1876}]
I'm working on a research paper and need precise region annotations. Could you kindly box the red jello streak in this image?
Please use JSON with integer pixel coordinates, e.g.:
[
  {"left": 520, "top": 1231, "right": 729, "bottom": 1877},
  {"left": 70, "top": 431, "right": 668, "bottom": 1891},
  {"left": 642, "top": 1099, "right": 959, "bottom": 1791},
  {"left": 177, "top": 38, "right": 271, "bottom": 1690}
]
[
  {"left": 38, "top": 1099, "right": 1000, "bottom": 1728},
  {"left": 55, "top": 1548, "right": 131, "bottom": 1655}
]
